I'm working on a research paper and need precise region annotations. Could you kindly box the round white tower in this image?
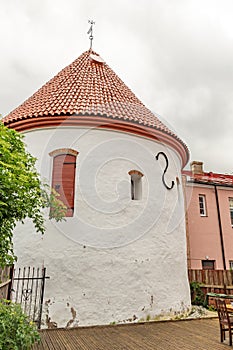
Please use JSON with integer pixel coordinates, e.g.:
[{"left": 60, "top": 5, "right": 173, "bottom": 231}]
[{"left": 3, "top": 49, "right": 190, "bottom": 327}]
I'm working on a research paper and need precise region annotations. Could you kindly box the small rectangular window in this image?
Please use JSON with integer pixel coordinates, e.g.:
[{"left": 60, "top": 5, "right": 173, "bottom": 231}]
[
  {"left": 128, "top": 170, "right": 143, "bottom": 200},
  {"left": 199, "top": 195, "right": 207, "bottom": 216},
  {"left": 202, "top": 260, "right": 215, "bottom": 270},
  {"left": 229, "top": 261, "right": 233, "bottom": 270},
  {"left": 229, "top": 198, "right": 233, "bottom": 227}
]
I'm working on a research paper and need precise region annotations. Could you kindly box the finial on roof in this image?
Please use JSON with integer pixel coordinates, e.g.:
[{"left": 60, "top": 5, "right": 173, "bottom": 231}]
[{"left": 87, "top": 20, "right": 95, "bottom": 49}]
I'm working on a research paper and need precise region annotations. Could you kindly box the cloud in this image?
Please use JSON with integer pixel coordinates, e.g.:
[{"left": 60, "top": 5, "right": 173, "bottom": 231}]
[{"left": 1, "top": 0, "right": 233, "bottom": 172}]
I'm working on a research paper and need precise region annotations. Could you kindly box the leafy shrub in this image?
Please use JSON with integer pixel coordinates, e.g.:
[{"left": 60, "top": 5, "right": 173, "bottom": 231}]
[
  {"left": 190, "top": 281, "right": 205, "bottom": 306},
  {"left": 208, "top": 305, "right": 216, "bottom": 312},
  {"left": 0, "top": 299, "right": 40, "bottom": 349}
]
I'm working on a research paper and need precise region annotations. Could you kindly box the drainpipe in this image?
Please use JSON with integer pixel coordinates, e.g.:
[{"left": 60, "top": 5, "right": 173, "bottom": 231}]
[
  {"left": 182, "top": 175, "right": 191, "bottom": 269},
  {"left": 214, "top": 184, "right": 226, "bottom": 270}
]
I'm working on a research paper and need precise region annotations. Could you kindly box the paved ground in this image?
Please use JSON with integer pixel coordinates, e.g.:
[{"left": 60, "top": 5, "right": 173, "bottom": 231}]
[{"left": 33, "top": 318, "right": 228, "bottom": 350}]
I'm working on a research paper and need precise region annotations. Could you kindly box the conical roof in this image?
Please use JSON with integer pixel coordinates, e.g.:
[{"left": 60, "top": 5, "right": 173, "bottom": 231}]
[{"left": 3, "top": 49, "right": 189, "bottom": 166}]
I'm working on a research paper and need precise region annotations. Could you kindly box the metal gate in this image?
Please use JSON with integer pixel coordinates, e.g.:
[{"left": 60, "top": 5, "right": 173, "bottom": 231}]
[{"left": 11, "top": 267, "right": 49, "bottom": 329}]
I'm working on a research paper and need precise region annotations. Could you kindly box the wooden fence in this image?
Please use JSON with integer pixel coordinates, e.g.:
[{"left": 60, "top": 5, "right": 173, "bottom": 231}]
[
  {"left": 0, "top": 266, "right": 13, "bottom": 300},
  {"left": 188, "top": 269, "right": 233, "bottom": 296}
]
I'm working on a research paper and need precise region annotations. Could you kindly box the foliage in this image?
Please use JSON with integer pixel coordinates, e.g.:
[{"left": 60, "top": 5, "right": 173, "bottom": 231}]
[
  {"left": 0, "top": 122, "right": 66, "bottom": 267},
  {"left": 0, "top": 299, "right": 40, "bottom": 349},
  {"left": 190, "top": 281, "right": 205, "bottom": 306},
  {"left": 207, "top": 305, "right": 216, "bottom": 312}
]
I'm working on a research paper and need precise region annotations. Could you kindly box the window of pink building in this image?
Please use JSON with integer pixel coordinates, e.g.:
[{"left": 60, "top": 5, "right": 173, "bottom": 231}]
[
  {"left": 199, "top": 194, "right": 207, "bottom": 216},
  {"left": 202, "top": 260, "right": 215, "bottom": 270},
  {"left": 229, "top": 198, "right": 233, "bottom": 227}
]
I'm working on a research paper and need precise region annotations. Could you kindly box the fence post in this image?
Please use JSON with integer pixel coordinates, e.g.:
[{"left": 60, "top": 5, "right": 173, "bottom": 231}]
[
  {"left": 38, "top": 267, "right": 46, "bottom": 329},
  {"left": 7, "top": 265, "right": 14, "bottom": 300}
]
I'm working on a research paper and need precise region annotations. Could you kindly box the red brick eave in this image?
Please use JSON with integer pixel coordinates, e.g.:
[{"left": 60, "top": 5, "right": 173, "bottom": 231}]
[{"left": 3, "top": 115, "right": 189, "bottom": 168}]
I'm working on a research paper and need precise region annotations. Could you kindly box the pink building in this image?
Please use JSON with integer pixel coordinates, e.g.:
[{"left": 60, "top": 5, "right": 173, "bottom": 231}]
[{"left": 183, "top": 161, "right": 233, "bottom": 270}]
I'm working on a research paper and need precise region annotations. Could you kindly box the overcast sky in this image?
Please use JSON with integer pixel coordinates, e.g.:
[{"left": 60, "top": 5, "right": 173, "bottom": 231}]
[{"left": 1, "top": 0, "right": 233, "bottom": 173}]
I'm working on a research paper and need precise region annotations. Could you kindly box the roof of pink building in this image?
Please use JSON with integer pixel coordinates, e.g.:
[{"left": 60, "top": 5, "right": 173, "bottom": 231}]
[
  {"left": 3, "top": 49, "right": 189, "bottom": 166},
  {"left": 183, "top": 170, "right": 233, "bottom": 186}
]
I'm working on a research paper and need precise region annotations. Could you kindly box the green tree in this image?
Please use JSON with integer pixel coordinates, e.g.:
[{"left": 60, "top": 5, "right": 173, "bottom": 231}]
[{"left": 0, "top": 122, "right": 66, "bottom": 267}]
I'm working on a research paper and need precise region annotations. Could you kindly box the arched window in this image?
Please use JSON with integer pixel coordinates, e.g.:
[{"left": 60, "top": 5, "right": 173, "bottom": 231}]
[
  {"left": 128, "top": 170, "right": 143, "bottom": 200},
  {"left": 49, "top": 149, "right": 78, "bottom": 217}
]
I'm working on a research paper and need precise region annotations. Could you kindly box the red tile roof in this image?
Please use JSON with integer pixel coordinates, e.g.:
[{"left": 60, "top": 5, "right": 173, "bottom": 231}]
[
  {"left": 183, "top": 170, "right": 233, "bottom": 186},
  {"left": 3, "top": 49, "right": 189, "bottom": 166}
]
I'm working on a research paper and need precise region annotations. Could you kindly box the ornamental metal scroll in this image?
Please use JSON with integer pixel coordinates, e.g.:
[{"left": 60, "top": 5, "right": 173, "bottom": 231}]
[
  {"left": 155, "top": 151, "right": 175, "bottom": 190},
  {"left": 22, "top": 288, "right": 32, "bottom": 301}
]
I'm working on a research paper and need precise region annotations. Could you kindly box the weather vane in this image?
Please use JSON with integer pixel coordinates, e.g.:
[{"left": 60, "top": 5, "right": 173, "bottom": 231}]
[{"left": 87, "top": 20, "right": 95, "bottom": 49}]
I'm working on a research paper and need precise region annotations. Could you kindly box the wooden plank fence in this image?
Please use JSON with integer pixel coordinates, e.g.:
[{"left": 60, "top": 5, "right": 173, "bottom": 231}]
[
  {"left": 188, "top": 269, "right": 233, "bottom": 306},
  {"left": 0, "top": 266, "right": 13, "bottom": 300}
]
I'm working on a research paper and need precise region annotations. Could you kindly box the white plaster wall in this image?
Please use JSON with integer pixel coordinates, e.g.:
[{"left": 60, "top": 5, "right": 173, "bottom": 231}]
[{"left": 13, "top": 126, "right": 191, "bottom": 327}]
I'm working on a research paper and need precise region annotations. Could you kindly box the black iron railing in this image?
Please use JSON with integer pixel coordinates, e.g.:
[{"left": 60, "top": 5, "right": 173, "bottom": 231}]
[{"left": 11, "top": 267, "right": 49, "bottom": 329}]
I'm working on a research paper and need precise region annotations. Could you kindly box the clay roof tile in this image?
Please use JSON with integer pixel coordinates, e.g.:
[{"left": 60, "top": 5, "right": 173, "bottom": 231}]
[{"left": 3, "top": 49, "right": 189, "bottom": 165}]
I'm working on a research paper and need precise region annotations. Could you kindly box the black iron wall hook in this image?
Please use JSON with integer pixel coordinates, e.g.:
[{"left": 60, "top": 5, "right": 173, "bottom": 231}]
[{"left": 155, "top": 151, "right": 175, "bottom": 190}]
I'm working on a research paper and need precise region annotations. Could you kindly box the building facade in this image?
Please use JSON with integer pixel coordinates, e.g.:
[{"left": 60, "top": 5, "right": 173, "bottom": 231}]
[
  {"left": 183, "top": 161, "right": 233, "bottom": 270},
  {"left": 3, "top": 49, "right": 191, "bottom": 327}
]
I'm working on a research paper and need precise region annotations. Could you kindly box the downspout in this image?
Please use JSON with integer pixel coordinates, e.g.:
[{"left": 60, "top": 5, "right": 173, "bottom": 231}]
[
  {"left": 182, "top": 175, "right": 191, "bottom": 269},
  {"left": 214, "top": 184, "right": 226, "bottom": 270}
]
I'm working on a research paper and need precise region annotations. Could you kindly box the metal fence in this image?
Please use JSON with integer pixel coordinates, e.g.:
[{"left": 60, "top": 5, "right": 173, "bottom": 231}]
[{"left": 11, "top": 267, "right": 49, "bottom": 329}]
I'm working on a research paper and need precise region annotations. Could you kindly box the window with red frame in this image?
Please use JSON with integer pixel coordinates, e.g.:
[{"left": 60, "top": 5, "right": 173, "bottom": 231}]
[{"left": 51, "top": 154, "right": 76, "bottom": 217}]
